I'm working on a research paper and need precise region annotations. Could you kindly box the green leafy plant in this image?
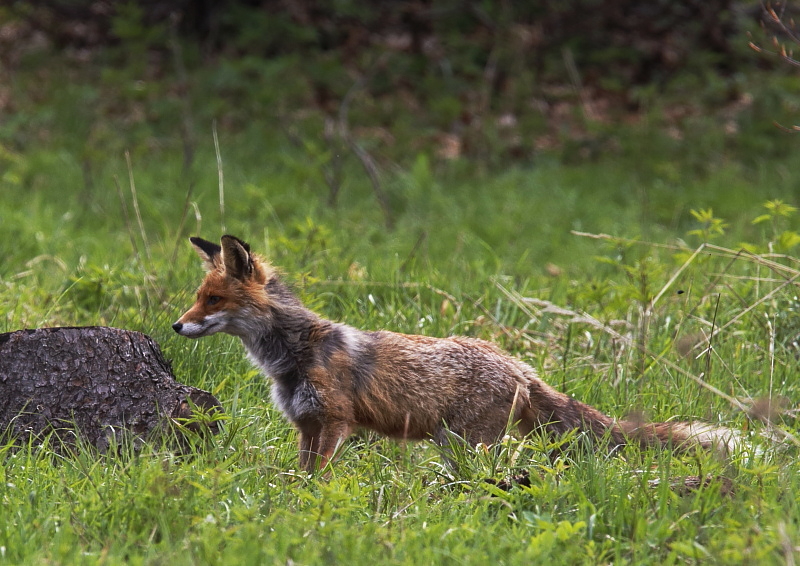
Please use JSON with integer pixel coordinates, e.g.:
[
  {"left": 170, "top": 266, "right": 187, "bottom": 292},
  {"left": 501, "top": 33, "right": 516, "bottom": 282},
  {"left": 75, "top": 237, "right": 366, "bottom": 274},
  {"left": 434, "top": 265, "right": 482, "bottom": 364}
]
[
  {"left": 751, "top": 199, "right": 800, "bottom": 253},
  {"left": 688, "top": 208, "right": 728, "bottom": 243}
]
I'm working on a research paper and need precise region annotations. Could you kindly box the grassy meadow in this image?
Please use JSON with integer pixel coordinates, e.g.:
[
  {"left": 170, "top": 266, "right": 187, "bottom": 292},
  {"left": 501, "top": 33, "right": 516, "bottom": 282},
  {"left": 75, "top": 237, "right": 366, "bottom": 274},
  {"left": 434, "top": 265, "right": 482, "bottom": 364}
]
[{"left": 3, "top": 26, "right": 800, "bottom": 565}]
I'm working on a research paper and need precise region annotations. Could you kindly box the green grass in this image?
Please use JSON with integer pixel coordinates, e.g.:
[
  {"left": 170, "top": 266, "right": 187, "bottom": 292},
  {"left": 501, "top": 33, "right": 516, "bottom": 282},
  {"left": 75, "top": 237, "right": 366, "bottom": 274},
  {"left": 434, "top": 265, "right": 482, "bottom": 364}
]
[{"left": 2, "top": 42, "right": 800, "bottom": 564}]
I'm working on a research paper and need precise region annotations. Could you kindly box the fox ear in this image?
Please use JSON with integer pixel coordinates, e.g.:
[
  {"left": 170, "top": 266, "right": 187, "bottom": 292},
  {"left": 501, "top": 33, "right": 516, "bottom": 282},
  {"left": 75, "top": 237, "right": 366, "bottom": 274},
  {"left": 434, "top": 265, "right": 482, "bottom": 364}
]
[
  {"left": 220, "top": 235, "right": 254, "bottom": 281},
  {"left": 190, "top": 237, "right": 222, "bottom": 271}
]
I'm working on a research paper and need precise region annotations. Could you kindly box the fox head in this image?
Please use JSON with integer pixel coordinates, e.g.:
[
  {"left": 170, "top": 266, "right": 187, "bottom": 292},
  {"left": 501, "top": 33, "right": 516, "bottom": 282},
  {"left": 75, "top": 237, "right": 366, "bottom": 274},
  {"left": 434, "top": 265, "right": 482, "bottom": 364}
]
[{"left": 172, "top": 235, "right": 275, "bottom": 339}]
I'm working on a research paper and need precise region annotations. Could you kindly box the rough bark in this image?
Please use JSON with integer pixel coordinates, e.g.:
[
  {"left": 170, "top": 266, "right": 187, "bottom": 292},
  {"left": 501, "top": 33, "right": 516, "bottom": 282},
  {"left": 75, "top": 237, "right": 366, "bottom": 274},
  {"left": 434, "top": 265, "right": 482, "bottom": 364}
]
[{"left": 0, "top": 326, "right": 223, "bottom": 452}]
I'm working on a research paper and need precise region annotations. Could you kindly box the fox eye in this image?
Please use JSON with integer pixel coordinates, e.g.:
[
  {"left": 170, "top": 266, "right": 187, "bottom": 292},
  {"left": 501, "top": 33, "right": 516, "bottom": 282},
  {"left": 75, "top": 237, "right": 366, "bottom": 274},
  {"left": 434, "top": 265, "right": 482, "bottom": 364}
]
[{"left": 207, "top": 295, "right": 222, "bottom": 306}]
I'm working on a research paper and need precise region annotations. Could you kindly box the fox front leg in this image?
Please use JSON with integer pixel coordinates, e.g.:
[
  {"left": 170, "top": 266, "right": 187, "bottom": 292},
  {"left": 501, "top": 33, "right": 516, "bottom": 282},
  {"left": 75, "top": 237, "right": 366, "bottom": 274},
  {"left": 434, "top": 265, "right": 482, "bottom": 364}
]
[
  {"left": 298, "top": 422, "right": 351, "bottom": 473},
  {"left": 298, "top": 430, "right": 320, "bottom": 472}
]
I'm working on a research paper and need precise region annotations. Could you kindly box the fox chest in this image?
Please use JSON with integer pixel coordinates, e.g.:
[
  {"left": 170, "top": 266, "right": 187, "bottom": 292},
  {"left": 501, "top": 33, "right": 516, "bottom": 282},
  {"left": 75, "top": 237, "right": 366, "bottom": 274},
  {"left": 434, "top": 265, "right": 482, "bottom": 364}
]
[
  {"left": 270, "top": 377, "right": 323, "bottom": 423},
  {"left": 245, "top": 344, "right": 323, "bottom": 423}
]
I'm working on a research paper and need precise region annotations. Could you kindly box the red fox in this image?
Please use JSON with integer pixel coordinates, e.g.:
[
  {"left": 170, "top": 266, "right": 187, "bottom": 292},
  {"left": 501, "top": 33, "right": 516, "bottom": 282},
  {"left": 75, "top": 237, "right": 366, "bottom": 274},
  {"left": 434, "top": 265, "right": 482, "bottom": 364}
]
[{"left": 173, "top": 235, "right": 736, "bottom": 472}]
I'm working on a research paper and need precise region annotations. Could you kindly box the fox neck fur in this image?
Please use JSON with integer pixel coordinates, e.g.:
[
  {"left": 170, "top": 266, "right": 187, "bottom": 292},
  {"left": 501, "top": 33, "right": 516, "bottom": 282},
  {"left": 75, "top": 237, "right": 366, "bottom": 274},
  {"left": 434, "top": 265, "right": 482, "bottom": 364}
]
[{"left": 173, "top": 235, "right": 739, "bottom": 472}]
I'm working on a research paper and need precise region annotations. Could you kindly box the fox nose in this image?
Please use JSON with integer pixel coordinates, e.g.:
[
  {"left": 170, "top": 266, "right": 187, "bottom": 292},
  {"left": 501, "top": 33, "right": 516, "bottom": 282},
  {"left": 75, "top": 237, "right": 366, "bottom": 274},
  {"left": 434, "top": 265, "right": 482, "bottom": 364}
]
[{"left": 172, "top": 322, "right": 183, "bottom": 333}]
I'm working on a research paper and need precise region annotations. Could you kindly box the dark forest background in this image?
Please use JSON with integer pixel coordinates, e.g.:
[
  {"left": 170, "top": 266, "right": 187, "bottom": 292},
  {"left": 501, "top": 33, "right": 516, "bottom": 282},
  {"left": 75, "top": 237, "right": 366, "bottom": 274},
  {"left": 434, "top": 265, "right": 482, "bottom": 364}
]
[{"left": 4, "top": 1, "right": 786, "bottom": 168}]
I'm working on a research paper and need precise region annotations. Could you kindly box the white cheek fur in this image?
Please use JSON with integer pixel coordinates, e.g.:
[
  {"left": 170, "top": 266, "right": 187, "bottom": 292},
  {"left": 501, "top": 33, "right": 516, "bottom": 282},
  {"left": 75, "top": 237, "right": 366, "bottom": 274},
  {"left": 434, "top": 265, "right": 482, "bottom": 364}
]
[
  {"left": 179, "top": 311, "right": 229, "bottom": 337},
  {"left": 178, "top": 322, "right": 207, "bottom": 336}
]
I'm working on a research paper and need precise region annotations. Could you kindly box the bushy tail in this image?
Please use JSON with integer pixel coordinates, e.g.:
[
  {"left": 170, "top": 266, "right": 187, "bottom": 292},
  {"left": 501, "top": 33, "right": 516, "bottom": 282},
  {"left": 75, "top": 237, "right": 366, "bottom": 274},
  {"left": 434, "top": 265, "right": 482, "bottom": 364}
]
[
  {"left": 522, "top": 380, "right": 739, "bottom": 455},
  {"left": 617, "top": 419, "right": 740, "bottom": 456}
]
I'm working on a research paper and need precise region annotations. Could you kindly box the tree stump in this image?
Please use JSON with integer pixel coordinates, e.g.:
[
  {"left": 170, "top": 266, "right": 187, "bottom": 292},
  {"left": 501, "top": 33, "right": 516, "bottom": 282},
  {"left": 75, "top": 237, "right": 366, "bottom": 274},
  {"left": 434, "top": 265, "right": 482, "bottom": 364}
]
[{"left": 0, "top": 326, "right": 223, "bottom": 452}]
